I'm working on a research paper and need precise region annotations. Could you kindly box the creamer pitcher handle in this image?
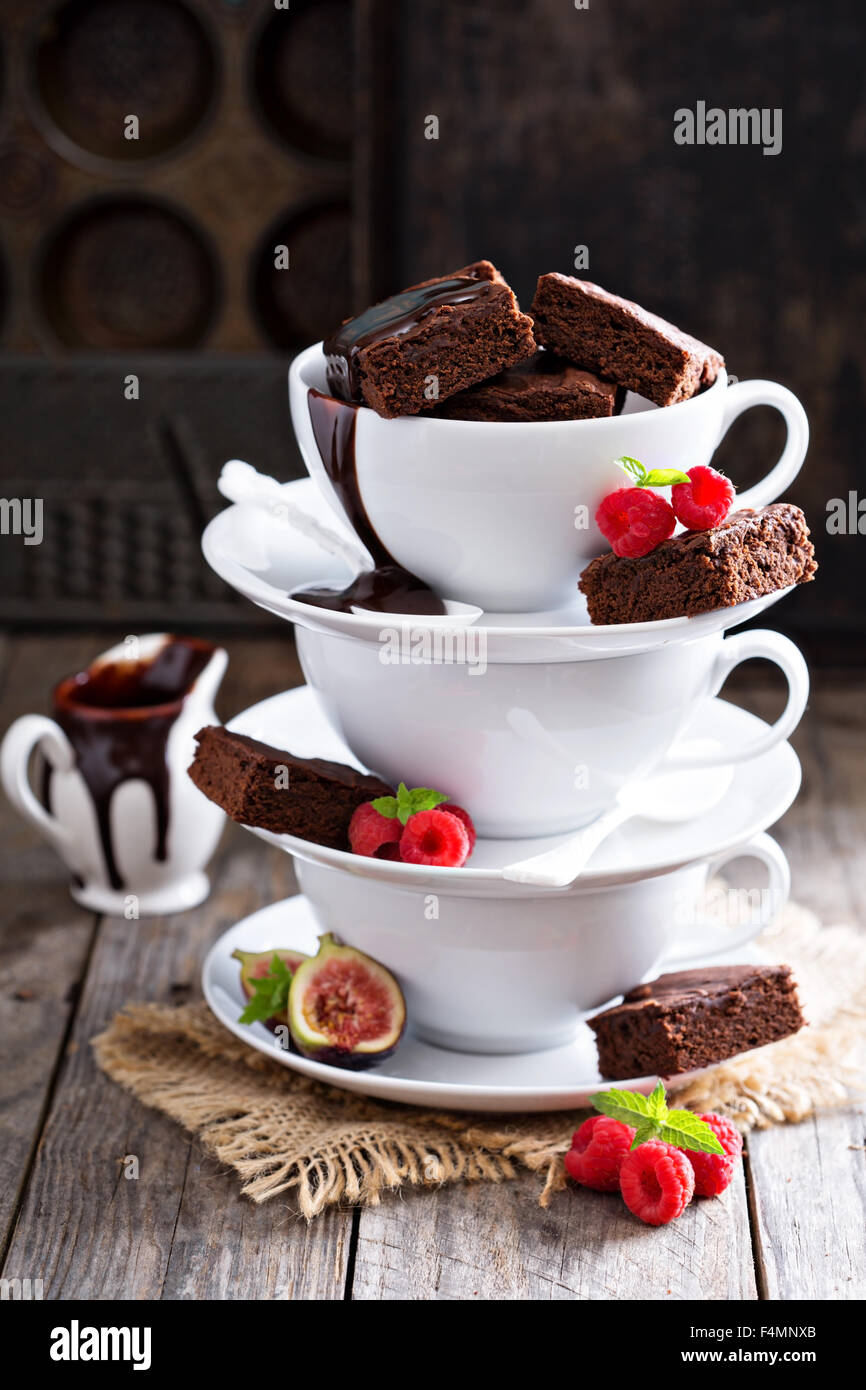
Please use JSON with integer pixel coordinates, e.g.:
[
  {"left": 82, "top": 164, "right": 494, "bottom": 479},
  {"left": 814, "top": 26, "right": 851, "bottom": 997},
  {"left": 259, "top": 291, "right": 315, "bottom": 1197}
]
[{"left": 1, "top": 715, "right": 76, "bottom": 847}]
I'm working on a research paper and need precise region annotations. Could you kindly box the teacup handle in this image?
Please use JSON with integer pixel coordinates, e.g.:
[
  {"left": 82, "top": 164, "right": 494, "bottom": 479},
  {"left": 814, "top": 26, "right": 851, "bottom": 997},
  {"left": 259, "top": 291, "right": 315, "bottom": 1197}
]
[
  {"left": 1, "top": 715, "right": 76, "bottom": 848},
  {"left": 661, "top": 629, "right": 809, "bottom": 771},
  {"left": 662, "top": 832, "right": 790, "bottom": 964},
  {"left": 717, "top": 379, "right": 809, "bottom": 510}
]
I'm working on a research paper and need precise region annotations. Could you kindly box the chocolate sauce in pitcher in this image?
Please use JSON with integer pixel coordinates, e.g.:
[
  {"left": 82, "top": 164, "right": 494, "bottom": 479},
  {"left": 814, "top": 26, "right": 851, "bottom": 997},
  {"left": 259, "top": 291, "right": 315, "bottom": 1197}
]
[
  {"left": 291, "top": 389, "right": 447, "bottom": 616},
  {"left": 46, "top": 637, "right": 215, "bottom": 891}
]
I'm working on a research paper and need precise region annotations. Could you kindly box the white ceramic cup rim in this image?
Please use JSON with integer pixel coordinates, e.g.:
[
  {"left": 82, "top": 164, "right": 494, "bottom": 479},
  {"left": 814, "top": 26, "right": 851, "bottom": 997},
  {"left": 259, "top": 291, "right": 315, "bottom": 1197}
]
[{"left": 291, "top": 340, "right": 729, "bottom": 433}]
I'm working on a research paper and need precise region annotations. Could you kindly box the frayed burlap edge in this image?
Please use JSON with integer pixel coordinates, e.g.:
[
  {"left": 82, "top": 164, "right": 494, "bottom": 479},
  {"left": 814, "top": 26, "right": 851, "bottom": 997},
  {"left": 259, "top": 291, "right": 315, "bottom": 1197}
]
[
  {"left": 91, "top": 1004, "right": 571, "bottom": 1217},
  {"left": 91, "top": 901, "right": 866, "bottom": 1218}
]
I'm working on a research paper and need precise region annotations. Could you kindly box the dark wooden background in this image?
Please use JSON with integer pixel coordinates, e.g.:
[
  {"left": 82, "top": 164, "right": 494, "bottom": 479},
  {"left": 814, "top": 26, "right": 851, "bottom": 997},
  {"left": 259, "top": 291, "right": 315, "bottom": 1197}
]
[{"left": 0, "top": 0, "right": 863, "bottom": 661}]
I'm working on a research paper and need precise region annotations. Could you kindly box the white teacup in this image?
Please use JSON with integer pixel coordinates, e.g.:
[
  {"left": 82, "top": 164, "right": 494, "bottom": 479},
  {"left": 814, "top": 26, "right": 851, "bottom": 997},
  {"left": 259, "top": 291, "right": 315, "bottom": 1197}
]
[
  {"left": 297, "top": 624, "right": 809, "bottom": 838},
  {"left": 296, "top": 832, "right": 789, "bottom": 1053},
  {"left": 289, "top": 343, "right": 809, "bottom": 612},
  {"left": 1, "top": 634, "right": 228, "bottom": 915}
]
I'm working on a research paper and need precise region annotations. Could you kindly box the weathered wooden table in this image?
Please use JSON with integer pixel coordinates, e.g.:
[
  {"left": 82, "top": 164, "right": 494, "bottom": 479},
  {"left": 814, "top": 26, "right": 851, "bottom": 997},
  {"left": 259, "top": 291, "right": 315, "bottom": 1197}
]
[{"left": 2, "top": 631, "right": 864, "bottom": 1301}]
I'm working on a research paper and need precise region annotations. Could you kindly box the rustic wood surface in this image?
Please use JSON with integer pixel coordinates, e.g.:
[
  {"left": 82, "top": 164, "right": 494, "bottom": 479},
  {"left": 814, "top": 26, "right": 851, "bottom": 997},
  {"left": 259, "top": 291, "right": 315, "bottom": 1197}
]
[{"left": 1, "top": 632, "right": 864, "bottom": 1301}]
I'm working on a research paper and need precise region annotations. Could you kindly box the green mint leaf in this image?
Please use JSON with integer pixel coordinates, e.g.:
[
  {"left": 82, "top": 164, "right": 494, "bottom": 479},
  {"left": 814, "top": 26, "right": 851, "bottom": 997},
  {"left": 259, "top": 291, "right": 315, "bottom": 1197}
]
[
  {"left": 647, "top": 1079, "right": 669, "bottom": 1120},
  {"left": 380, "top": 783, "right": 452, "bottom": 825},
  {"left": 593, "top": 1082, "right": 725, "bottom": 1155},
  {"left": 239, "top": 991, "right": 280, "bottom": 1025},
  {"left": 640, "top": 468, "right": 692, "bottom": 488},
  {"left": 657, "top": 1109, "right": 726, "bottom": 1155},
  {"left": 371, "top": 785, "right": 452, "bottom": 825},
  {"left": 238, "top": 954, "right": 293, "bottom": 1025},
  {"left": 613, "top": 457, "right": 691, "bottom": 489},
  {"left": 395, "top": 782, "right": 413, "bottom": 825},
  {"left": 406, "top": 787, "right": 450, "bottom": 817},
  {"left": 590, "top": 1087, "right": 661, "bottom": 1127},
  {"left": 614, "top": 455, "right": 648, "bottom": 485},
  {"left": 630, "top": 1120, "right": 661, "bottom": 1150}
]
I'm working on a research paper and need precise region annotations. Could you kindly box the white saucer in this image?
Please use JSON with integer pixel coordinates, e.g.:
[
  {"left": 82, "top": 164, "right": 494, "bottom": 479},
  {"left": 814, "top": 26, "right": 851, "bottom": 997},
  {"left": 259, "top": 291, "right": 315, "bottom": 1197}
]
[
  {"left": 202, "top": 895, "right": 769, "bottom": 1112},
  {"left": 201, "top": 477, "right": 795, "bottom": 662},
  {"left": 227, "top": 685, "right": 801, "bottom": 893}
]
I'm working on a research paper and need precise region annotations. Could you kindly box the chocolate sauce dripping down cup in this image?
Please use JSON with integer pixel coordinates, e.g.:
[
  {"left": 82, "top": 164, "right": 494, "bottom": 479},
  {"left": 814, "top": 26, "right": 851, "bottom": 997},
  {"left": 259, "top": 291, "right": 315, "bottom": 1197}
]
[
  {"left": 1, "top": 635, "right": 228, "bottom": 915},
  {"left": 291, "top": 389, "right": 448, "bottom": 616}
]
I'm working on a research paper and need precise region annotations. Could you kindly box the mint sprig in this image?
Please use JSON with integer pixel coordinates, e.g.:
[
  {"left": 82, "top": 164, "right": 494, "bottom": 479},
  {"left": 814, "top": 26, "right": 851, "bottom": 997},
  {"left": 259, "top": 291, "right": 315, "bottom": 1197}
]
[
  {"left": 238, "top": 954, "right": 294, "bottom": 1025},
  {"left": 614, "top": 455, "right": 691, "bottom": 489},
  {"left": 590, "top": 1080, "right": 725, "bottom": 1154},
  {"left": 370, "top": 782, "right": 450, "bottom": 826}
]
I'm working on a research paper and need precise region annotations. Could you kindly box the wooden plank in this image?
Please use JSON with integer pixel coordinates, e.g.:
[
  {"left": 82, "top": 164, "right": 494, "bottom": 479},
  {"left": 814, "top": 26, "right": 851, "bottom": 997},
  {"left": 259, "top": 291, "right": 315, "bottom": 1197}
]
[
  {"left": 351, "top": 1165, "right": 756, "bottom": 1301},
  {"left": 3, "top": 818, "right": 353, "bottom": 1300},
  {"left": 747, "top": 1108, "right": 866, "bottom": 1300},
  {"left": 0, "top": 634, "right": 100, "bottom": 1254},
  {"left": 692, "top": 671, "right": 866, "bottom": 1300},
  {"left": 160, "top": 1149, "right": 352, "bottom": 1301},
  {"left": 158, "top": 827, "right": 352, "bottom": 1301},
  {"left": 3, "top": 633, "right": 353, "bottom": 1299}
]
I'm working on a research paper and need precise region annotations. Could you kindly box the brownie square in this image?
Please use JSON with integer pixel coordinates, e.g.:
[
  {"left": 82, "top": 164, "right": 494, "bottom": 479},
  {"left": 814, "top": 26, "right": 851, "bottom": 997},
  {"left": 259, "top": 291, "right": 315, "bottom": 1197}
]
[
  {"left": 530, "top": 273, "right": 725, "bottom": 407},
  {"left": 588, "top": 963, "right": 805, "bottom": 1080},
  {"left": 579, "top": 503, "right": 817, "bottom": 625},
  {"left": 434, "top": 350, "right": 622, "bottom": 421},
  {"left": 324, "top": 260, "right": 536, "bottom": 418},
  {"left": 188, "top": 726, "right": 393, "bottom": 849}
]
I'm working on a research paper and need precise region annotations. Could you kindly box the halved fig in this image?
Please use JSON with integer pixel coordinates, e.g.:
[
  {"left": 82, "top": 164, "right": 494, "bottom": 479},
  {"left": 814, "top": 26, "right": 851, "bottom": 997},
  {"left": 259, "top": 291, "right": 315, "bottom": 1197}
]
[
  {"left": 288, "top": 933, "right": 406, "bottom": 1070},
  {"left": 232, "top": 947, "right": 309, "bottom": 1030}
]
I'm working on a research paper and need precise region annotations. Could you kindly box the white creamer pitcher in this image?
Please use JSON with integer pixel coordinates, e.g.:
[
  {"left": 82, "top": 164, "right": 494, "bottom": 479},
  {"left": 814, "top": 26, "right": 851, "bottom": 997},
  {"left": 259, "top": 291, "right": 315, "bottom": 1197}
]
[{"left": 1, "top": 633, "right": 228, "bottom": 915}]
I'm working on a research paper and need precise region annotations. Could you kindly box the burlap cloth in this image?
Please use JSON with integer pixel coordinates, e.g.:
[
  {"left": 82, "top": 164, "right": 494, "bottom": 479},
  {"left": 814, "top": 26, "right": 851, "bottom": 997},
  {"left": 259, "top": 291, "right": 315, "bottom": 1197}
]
[{"left": 92, "top": 900, "right": 866, "bottom": 1219}]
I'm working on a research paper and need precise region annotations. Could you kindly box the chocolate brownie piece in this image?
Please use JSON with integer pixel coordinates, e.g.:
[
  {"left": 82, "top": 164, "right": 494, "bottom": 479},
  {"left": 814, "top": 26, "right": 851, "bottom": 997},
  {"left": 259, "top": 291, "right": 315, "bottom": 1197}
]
[
  {"left": 588, "top": 963, "right": 805, "bottom": 1080},
  {"left": 325, "top": 260, "right": 536, "bottom": 418},
  {"left": 435, "top": 351, "right": 622, "bottom": 422},
  {"left": 530, "top": 273, "right": 724, "bottom": 407},
  {"left": 579, "top": 503, "right": 817, "bottom": 625},
  {"left": 188, "top": 725, "right": 393, "bottom": 849}
]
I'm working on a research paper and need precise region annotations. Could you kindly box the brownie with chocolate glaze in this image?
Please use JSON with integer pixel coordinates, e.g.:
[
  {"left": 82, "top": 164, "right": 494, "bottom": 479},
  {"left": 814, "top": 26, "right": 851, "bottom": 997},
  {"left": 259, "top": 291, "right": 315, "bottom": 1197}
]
[
  {"left": 435, "top": 350, "right": 622, "bottom": 422},
  {"left": 588, "top": 963, "right": 805, "bottom": 1080},
  {"left": 324, "top": 260, "right": 536, "bottom": 418},
  {"left": 579, "top": 503, "right": 816, "bottom": 625},
  {"left": 530, "top": 273, "right": 724, "bottom": 407}
]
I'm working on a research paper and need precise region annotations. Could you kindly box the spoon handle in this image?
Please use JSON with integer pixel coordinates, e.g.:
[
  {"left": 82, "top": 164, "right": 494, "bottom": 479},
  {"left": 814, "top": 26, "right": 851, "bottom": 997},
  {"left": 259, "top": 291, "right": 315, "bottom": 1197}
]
[
  {"left": 501, "top": 802, "right": 633, "bottom": 888},
  {"left": 218, "top": 460, "right": 370, "bottom": 571}
]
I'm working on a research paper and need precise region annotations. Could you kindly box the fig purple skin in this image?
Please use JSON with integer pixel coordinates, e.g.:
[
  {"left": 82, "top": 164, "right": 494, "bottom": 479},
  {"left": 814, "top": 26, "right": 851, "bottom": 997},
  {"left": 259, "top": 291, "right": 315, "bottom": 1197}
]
[{"left": 288, "top": 933, "right": 406, "bottom": 1070}]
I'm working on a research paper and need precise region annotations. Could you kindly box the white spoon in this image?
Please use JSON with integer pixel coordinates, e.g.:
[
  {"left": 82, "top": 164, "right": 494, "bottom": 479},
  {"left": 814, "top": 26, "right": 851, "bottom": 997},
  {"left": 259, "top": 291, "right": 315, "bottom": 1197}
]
[
  {"left": 501, "top": 758, "right": 735, "bottom": 888},
  {"left": 218, "top": 459, "right": 371, "bottom": 571},
  {"left": 218, "top": 460, "right": 482, "bottom": 623}
]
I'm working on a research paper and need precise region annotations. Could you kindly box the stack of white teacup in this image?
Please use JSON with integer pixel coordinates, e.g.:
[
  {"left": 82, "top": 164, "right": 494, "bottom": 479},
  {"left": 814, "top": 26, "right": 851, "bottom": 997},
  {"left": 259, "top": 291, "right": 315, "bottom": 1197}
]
[
  {"left": 2, "top": 338, "right": 811, "bottom": 1078},
  {"left": 198, "top": 343, "right": 811, "bottom": 1060}
]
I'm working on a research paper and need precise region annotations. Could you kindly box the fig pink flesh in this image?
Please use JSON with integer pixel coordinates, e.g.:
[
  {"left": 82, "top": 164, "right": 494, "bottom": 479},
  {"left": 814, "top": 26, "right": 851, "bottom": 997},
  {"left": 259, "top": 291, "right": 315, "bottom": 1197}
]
[{"left": 303, "top": 958, "right": 397, "bottom": 1049}]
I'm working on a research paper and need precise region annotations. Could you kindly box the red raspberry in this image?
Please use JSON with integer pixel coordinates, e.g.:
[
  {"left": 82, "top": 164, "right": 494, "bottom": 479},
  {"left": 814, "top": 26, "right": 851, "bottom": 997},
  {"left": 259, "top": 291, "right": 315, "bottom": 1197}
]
[
  {"left": 374, "top": 841, "right": 402, "bottom": 861},
  {"left": 686, "top": 1113, "right": 743, "bottom": 1197},
  {"left": 671, "top": 465, "right": 735, "bottom": 530},
  {"left": 564, "top": 1115, "right": 636, "bottom": 1192},
  {"left": 348, "top": 802, "right": 402, "bottom": 859},
  {"left": 399, "top": 808, "right": 470, "bottom": 867},
  {"left": 596, "top": 487, "right": 676, "bottom": 558},
  {"left": 619, "top": 1140, "right": 695, "bottom": 1225},
  {"left": 441, "top": 804, "right": 476, "bottom": 855}
]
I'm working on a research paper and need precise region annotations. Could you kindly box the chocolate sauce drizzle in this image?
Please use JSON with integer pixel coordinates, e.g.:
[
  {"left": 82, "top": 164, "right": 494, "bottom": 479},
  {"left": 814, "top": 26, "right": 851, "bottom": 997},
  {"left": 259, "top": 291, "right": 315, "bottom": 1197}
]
[
  {"left": 291, "top": 389, "right": 447, "bottom": 616},
  {"left": 324, "top": 274, "right": 494, "bottom": 401},
  {"left": 45, "top": 637, "right": 214, "bottom": 891}
]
